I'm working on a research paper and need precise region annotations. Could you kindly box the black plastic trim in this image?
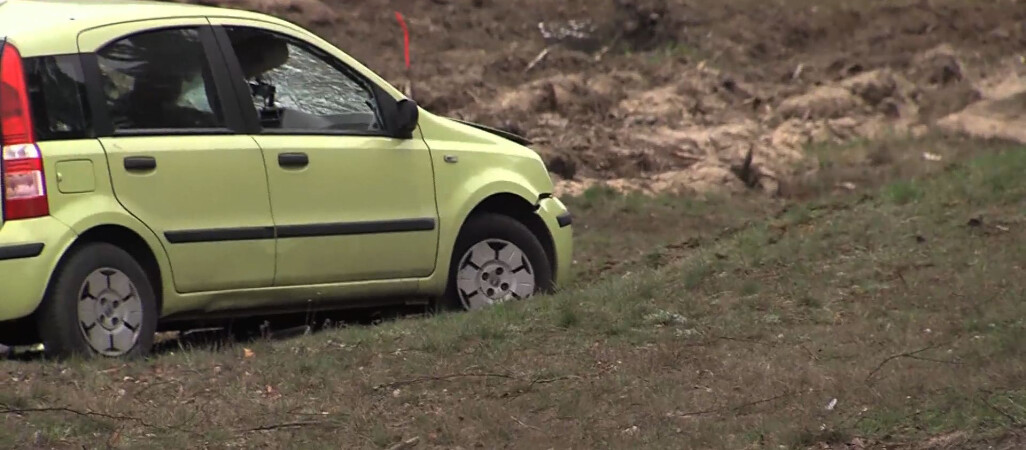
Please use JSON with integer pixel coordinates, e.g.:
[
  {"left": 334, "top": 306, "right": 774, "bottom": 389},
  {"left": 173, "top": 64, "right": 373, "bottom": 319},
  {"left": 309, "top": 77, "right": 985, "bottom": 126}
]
[
  {"left": 111, "top": 128, "right": 235, "bottom": 137},
  {"left": 258, "top": 128, "right": 394, "bottom": 138},
  {"left": 164, "top": 218, "right": 437, "bottom": 243},
  {"left": 0, "top": 243, "right": 44, "bottom": 261},
  {"left": 79, "top": 52, "right": 113, "bottom": 137},
  {"left": 556, "top": 212, "right": 573, "bottom": 228},
  {"left": 165, "top": 227, "right": 274, "bottom": 244},
  {"left": 211, "top": 25, "right": 262, "bottom": 135},
  {"left": 277, "top": 218, "right": 436, "bottom": 239},
  {"left": 198, "top": 25, "right": 246, "bottom": 133}
]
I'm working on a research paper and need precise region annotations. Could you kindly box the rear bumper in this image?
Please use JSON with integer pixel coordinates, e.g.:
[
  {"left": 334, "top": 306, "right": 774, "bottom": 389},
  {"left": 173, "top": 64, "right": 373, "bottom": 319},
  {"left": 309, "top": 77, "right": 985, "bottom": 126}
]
[
  {"left": 0, "top": 216, "right": 76, "bottom": 321},
  {"left": 536, "top": 196, "right": 573, "bottom": 287}
]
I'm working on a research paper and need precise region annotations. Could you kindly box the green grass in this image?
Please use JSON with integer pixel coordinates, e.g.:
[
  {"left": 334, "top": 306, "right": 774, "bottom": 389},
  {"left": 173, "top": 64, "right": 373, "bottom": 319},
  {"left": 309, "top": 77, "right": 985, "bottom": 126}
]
[{"left": 3, "top": 138, "right": 1026, "bottom": 448}]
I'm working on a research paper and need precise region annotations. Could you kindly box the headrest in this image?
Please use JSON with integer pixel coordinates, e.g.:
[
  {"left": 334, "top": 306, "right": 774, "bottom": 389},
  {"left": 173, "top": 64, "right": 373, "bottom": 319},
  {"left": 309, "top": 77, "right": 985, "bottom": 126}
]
[{"left": 234, "top": 34, "right": 289, "bottom": 78}]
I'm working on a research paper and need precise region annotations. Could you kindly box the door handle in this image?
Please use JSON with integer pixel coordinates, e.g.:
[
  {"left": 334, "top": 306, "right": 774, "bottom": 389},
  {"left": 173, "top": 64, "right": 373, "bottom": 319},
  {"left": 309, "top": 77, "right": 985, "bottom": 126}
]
[
  {"left": 278, "top": 152, "right": 309, "bottom": 168},
  {"left": 124, "top": 156, "right": 156, "bottom": 171}
]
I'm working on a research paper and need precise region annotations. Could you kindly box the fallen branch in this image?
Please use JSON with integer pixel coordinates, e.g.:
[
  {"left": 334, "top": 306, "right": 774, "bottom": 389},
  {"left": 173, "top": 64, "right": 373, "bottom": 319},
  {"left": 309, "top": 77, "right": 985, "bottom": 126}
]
[
  {"left": 983, "top": 398, "right": 1022, "bottom": 426},
  {"left": 669, "top": 391, "right": 793, "bottom": 418},
  {"left": 865, "top": 343, "right": 956, "bottom": 383},
  {"left": 244, "top": 421, "right": 333, "bottom": 433},
  {"left": 527, "top": 374, "right": 580, "bottom": 388},
  {"left": 501, "top": 374, "right": 582, "bottom": 400},
  {"left": 1, "top": 404, "right": 165, "bottom": 430},
  {"left": 980, "top": 389, "right": 1025, "bottom": 426},
  {"left": 375, "top": 372, "right": 516, "bottom": 390}
]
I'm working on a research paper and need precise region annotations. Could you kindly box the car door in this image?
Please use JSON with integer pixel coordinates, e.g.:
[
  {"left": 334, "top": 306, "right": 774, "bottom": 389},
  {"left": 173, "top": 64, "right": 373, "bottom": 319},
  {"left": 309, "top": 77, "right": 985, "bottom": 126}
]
[
  {"left": 209, "top": 19, "right": 439, "bottom": 287},
  {"left": 78, "top": 19, "right": 276, "bottom": 293}
]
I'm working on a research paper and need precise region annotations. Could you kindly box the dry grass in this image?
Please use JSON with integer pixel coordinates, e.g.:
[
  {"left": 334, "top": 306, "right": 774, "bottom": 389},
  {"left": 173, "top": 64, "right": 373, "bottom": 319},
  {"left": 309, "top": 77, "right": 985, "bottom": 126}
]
[{"left": 3, "top": 136, "right": 1026, "bottom": 449}]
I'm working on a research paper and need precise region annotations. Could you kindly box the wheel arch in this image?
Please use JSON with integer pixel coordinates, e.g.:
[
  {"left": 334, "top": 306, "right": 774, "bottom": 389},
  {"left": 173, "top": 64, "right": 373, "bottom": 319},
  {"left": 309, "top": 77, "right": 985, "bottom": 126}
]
[
  {"left": 52, "top": 224, "right": 166, "bottom": 315},
  {"left": 459, "top": 192, "right": 557, "bottom": 278}
]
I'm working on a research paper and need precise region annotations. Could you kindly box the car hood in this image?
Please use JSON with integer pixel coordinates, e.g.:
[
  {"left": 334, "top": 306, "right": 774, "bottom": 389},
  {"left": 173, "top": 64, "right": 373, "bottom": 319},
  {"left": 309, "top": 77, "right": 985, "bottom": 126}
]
[{"left": 445, "top": 118, "right": 532, "bottom": 147}]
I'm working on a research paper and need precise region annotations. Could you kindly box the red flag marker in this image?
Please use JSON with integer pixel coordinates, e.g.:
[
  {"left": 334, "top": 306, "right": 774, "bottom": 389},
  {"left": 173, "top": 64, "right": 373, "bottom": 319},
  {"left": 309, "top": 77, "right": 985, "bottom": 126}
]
[{"left": 394, "top": 11, "right": 411, "bottom": 70}]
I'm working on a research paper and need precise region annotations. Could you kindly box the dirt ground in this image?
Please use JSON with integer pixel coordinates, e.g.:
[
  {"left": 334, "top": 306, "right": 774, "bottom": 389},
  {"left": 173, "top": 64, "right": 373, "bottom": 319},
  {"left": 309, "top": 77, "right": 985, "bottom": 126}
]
[{"left": 192, "top": 0, "right": 1026, "bottom": 197}]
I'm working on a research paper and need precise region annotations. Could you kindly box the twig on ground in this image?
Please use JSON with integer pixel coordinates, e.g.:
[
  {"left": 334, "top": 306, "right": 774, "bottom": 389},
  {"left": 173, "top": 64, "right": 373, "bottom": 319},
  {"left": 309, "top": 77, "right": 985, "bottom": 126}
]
[
  {"left": 980, "top": 390, "right": 1024, "bottom": 426},
  {"left": 670, "top": 391, "right": 793, "bottom": 418},
  {"left": 903, "top": 355, "right": 964, "bottom": 365},
  {"left": 511, "top": 415, "right": 540, "bottom": 430},
  {"left": 386, "top": 436, "right": 421, "bottom": 450},
  {"left": 243, "top": 421, "right": 333, "bottom": 433},
  {"left": 375, "top": 372, "right": 516, "bottom": 390},
  {"left": 593, "top": 31, "right": 623, "bottom": 62},
  {"left": 527, "top": 374, "right": 580, "bottom": 388},
  {"left": 866, "top": 342, "right": 957, "bottom": 383},
  {"left": 792, "top": 63, "right": 804, "bottom": 80},
  {"left": 1, "top": 404, "right": 163, "bottom": 429},
  {"left": 524, "top": 47, "right": 550, "bottom": 73},
  {"left": 983, "top": 399, "right": 1022, "bottom": 426}
]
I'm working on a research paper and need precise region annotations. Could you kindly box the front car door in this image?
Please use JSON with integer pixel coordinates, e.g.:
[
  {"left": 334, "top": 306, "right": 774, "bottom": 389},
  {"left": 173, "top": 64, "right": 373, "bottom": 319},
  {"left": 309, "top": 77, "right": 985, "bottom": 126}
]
[
  {"left": 208, "top": 18, "right": 439, "bottom": 287},
  {"left": 78, "top": 19, "right": 276, "bottom": 293}
]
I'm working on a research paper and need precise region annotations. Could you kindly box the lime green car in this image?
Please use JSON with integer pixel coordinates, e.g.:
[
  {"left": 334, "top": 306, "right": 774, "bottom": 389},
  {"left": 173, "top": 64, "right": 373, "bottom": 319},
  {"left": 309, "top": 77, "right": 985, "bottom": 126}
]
[{"left": 0, "top": 0, "right": 572, "bottom": 358}]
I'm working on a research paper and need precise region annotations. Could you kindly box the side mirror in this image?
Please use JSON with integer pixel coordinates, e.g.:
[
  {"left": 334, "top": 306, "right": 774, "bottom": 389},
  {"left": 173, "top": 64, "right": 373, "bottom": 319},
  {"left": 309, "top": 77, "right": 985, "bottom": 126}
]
[{"left": 392, "top": 98, "right": 419, "bottom": 139}]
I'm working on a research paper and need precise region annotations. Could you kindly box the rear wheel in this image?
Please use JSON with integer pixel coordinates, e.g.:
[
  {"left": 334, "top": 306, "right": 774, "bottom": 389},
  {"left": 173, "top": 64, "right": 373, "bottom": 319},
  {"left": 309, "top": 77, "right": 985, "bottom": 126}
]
[
  {"left": 440, "top": 213, "right": 553, "bottom": 311},
  {"left": 37, "top": 243, "right": 158, "bottom": 359}
]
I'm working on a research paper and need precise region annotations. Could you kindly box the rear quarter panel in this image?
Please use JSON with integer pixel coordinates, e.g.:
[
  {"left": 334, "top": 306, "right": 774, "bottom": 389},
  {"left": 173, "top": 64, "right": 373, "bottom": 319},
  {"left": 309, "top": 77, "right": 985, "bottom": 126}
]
[{"left": 41, "top": 140, "right": 176, "bottom": 314}]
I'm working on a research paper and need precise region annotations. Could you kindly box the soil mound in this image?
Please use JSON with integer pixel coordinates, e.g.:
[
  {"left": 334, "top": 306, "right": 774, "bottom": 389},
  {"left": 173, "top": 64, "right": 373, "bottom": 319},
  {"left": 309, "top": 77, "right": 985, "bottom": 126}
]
[{"left": 182, "top": 0, "right": 1026, "bottom": 197}]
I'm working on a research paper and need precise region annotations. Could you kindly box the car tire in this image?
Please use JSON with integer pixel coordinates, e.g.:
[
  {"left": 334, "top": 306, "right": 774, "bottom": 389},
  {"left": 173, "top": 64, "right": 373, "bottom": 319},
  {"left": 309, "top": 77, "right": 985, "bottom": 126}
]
[
  {"left": 439, "top": 213, "right": 553, "bottom": 311},
  {"left": 37, "top": 242, "right": 158, "bottom": 359}
]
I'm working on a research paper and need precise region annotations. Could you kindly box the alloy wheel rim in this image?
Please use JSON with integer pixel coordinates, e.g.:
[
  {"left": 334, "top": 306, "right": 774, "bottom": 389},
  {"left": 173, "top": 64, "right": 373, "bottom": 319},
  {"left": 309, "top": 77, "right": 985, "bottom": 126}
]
[
  {"left": 77, "top": 268, "right": 144, "bottom": 357},
  {"left": 456, "top": 239, "right": 536, "bottom": 310}
]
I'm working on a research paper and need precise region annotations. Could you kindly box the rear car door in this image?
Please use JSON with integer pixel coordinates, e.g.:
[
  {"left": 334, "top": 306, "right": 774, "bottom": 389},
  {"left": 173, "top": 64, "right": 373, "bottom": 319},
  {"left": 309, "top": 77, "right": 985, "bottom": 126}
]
[
  {"left": 78, "top": 20, "right": 276, "bottom": 293},
  {"left": 209, "top": 19, "right": 439, "bottom": 287}
]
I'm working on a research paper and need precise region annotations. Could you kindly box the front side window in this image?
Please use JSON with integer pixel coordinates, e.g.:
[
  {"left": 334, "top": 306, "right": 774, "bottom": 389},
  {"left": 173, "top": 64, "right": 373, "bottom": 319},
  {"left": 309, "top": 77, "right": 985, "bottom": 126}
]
[
  {"left": 96, "top": 27, "right": 224, "bottom": 131},
  {"left": 224, "top": 26, "right": 383, "bottom": 134}
]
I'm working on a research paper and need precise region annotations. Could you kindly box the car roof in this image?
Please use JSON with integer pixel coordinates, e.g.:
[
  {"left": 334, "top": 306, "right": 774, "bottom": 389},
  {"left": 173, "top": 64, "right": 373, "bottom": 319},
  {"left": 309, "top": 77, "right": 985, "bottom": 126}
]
[{"left": 0, "top": 0, "right": 288, "bottom": 56}]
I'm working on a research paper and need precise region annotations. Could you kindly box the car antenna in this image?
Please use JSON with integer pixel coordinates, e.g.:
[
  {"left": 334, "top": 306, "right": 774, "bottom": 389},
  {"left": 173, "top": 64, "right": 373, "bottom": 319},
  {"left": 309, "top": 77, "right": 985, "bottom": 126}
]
[{"left": 394, "top": 10, "right": 414, "bottom": 100}]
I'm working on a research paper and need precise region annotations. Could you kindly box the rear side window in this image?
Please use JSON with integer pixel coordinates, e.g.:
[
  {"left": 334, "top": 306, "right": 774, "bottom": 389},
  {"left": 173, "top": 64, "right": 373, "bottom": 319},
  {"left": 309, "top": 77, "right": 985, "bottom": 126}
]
[
  {"left": 24, "top": 55, "right": 92, "bottom": 141},
  {"left": 95, "top": 27, "right": 224, "bottom": 131}
]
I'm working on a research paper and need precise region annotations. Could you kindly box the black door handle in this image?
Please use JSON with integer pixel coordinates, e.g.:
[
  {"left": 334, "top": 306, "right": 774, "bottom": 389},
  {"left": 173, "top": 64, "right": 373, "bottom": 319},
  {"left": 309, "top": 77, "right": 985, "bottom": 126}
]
[
  {"left": 278, "top": 152, "right": 309, "bottom": 168},
  {"left": 124, "top": 156, "right": 156, "bottom": 171}
]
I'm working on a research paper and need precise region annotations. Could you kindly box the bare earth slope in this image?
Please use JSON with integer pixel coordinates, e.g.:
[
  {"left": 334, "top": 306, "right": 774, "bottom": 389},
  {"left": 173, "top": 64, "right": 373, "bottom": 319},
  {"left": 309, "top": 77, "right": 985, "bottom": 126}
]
[{"left": 189, "top": 0, "right": 1026, "bottom": 196}]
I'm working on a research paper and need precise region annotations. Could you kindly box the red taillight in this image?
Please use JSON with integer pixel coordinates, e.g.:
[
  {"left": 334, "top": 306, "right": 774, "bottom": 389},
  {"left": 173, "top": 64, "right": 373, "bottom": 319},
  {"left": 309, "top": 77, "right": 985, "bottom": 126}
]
[{"left": 0, "top": 43, "right": 47, "bottom": 220}]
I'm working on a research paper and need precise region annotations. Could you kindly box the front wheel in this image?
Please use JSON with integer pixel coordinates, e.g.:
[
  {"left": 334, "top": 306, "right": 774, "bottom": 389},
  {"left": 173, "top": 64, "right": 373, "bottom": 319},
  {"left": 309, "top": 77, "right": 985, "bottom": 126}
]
[
  {"left": 37, "top": 243, "right": 158, "bottom": 359},
  {"left": 439, "top": 213, "right": 553, "bottom": 311}
]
